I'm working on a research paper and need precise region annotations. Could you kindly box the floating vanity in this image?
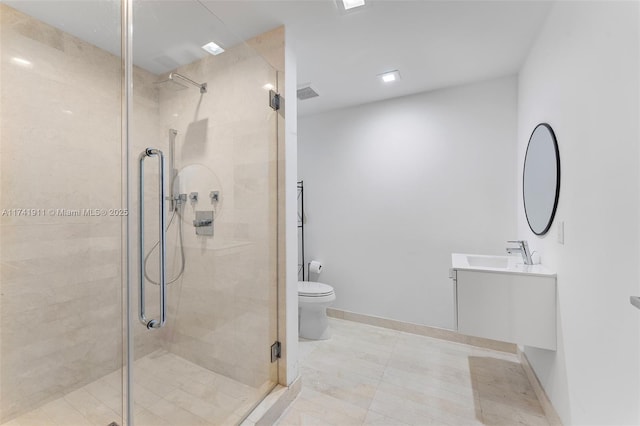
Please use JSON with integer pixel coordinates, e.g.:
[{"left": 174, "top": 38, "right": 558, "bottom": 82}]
[{"left": 450, "top": 253, "right": 557, "bottom": 351}]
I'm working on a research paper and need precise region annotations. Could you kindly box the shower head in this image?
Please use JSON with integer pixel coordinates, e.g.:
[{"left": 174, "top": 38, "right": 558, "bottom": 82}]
[
  {"left": 155, "top": 78, "right": 189, "bottom": 91},
  {"left": 155, "top": 72, "right": 207, "bottom": 94}
]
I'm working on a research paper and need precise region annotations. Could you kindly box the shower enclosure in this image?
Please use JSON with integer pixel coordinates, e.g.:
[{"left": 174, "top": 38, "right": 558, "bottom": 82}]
[{"left": 0, "top": 1, "right": 281, "bottom": 425}]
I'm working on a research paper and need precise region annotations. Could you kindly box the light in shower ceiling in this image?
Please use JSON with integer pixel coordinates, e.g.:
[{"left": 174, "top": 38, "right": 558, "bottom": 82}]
[
  {"left": 201, "top": 41, "right": 225, "bottom": 56},
  {"left": 342, "top": 0, "right": 365, "bottom": 10},
  {"left": 379, "top": 70, "right": 401, "bottom": 83}
]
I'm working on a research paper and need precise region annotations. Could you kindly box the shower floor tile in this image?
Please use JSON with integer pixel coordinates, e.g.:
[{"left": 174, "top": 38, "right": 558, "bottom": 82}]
[
  {"left": 2, "top": 350, "right": 265, "bottom": 426},
  {"left": 276, "top": 318, "right": 550, "bottom": 426}
]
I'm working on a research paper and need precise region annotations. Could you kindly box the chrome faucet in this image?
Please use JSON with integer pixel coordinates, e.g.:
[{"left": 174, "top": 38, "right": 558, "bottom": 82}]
[{"left": 506, "top": 240, "right": 533, "bottom": 265}]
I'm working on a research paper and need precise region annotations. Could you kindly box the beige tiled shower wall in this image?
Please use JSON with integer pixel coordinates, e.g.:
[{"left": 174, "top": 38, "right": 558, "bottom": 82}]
[
  {"left": 157, "top": 28, "right": 283, "bottom": 390},
  {"left": 1, "top": 2, "right": 283, "bottom": 422},
  {"left": 0, "top": 4, "right": 161, "bottom": 422}
]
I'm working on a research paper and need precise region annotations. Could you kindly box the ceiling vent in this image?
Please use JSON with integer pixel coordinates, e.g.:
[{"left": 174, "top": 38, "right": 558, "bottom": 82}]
[{"left": 297, "top": 85, "right": 319, "bottom": 100}]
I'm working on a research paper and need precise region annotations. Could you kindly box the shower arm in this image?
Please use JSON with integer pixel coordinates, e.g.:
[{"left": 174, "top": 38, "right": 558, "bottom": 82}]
[{"left": 169, "top": 72, "right": 207, "bottom": 94}]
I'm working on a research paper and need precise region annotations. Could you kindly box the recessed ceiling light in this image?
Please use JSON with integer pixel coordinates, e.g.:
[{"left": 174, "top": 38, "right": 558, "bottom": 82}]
[
  {"left": 342, "top": 0, "right": 365, "bottom": 10},
  {"left": 201, "top": 41, "right": 224, "bottom": 56},
  {"left": 379, "top": 70, "right": 401, "bottom": 83}
]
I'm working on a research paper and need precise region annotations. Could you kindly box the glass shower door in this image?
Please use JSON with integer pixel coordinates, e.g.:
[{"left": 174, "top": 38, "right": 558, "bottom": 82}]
[
  {"left": 129, "top": 1, "right": 280, "bottom": 424},
  {"left": 0, "top": 1, "right": 125, "bottom": 425},
  {"left": 0, "top": 1, "right": 280, "bottom": 423}
]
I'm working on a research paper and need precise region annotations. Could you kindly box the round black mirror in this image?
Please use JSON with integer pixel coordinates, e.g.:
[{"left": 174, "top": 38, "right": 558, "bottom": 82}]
[{"left": 523, "top": 123, "right": 560, "bottom": 235}]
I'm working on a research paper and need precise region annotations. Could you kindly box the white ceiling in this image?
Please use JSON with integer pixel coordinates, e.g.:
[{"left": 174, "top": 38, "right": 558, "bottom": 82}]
[
  {"left": 204, "top": 0, "right": 553, "bottom": 116},
  {"left": 5, "top": 0, "right": 553, "bottom": 116}
]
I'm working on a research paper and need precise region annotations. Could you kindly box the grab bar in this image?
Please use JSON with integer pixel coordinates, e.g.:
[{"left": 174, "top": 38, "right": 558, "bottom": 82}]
[{"left": 139, "top": 148, "right": 167, "bottom": 329}]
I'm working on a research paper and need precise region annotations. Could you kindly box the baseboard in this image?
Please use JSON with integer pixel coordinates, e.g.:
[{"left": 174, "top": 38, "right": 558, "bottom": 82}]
[
  {"left": 327, "top": 308, "right": 516, "bottom": 354},
  {"left": 518, "top": 348, "right": 563, "bottom": 426},
  {"left": 241, "top": 377, "right": 302, "bottom": 426}
]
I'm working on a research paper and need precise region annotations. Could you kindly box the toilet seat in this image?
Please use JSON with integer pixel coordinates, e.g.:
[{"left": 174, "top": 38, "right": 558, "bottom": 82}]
[
  {"left": 298, "top": 281, "right": 334, "bottom": 297},
  {"left": 299, "top": 292, "right": 336, "bottom": 304}
]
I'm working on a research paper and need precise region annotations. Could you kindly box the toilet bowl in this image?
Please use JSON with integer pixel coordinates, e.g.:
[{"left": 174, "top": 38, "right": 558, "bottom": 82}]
[{"left": 298, "top": 281, "right": 336, "bottom": 340}]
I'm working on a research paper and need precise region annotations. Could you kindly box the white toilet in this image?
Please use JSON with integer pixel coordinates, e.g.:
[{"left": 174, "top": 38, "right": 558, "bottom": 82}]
[{"left": 298, "top": 281, "right": 336, "bottom": 340}]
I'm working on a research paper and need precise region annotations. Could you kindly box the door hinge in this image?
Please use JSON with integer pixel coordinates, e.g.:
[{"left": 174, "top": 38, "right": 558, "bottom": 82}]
[
  {"left": 271, "top": 341, "right": 281, "bottom": 362},
  {"left": 269, "top": 90, "right": 281, "bottom": 111}
]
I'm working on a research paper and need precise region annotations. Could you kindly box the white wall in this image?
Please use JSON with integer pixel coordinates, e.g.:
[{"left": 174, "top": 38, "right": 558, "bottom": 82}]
[
  {"left": 517, "top": 1, "right": 640, "bottom": 424},
  {"left": 298, "top": 76, "right": 517, "bottom": 329}
]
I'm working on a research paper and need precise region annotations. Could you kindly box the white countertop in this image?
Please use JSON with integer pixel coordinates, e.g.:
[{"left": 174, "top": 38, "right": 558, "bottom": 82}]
[{"left": 451, "top": 253, "right": 556, "bottom": 277}]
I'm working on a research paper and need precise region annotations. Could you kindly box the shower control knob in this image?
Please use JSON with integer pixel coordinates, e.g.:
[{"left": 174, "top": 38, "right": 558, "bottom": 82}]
[{"left": 189, "top": 192, "right": 198, "bottom": 202}]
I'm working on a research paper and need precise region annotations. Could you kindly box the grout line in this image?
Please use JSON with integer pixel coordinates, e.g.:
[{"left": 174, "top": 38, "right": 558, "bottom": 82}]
[{"left": 363, "top": 325, "right": 401, "bottom": 414}]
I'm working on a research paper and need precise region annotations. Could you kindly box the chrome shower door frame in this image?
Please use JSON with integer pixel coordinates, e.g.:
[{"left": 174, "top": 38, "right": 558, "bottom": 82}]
[{"left": 121, "top": 0, "right": 133, "bottom": 424}]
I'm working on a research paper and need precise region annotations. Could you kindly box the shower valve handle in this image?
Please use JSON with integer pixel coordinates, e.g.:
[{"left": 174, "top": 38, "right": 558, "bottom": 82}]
[{"left": 193, "top": 219, "right": 213, "bottom": 227}]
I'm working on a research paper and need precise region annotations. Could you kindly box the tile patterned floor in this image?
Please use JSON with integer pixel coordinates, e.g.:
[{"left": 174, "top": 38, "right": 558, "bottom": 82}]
[
  {"left": 4, "top": 319, "right": 549, "bottom": 426},
  {"left": 2, "top": 350, "right": 267, "bottom": 426},
  {"left": 276, "top": 318, "right": 550, "bottom": 426}
]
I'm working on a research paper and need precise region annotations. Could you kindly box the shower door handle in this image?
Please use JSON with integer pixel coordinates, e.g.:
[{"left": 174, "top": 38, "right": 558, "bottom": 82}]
[{"left": 138, "top": 148, "right": 167, "bottom": 329}]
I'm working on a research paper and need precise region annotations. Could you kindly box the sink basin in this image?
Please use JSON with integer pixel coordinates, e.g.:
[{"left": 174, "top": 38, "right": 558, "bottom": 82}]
[
  {"left": 451, "top": 253, "right": 555, "bottom": 277},
  {"left": 465, "top": 255, "right": 509, "bottom": 269}
]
